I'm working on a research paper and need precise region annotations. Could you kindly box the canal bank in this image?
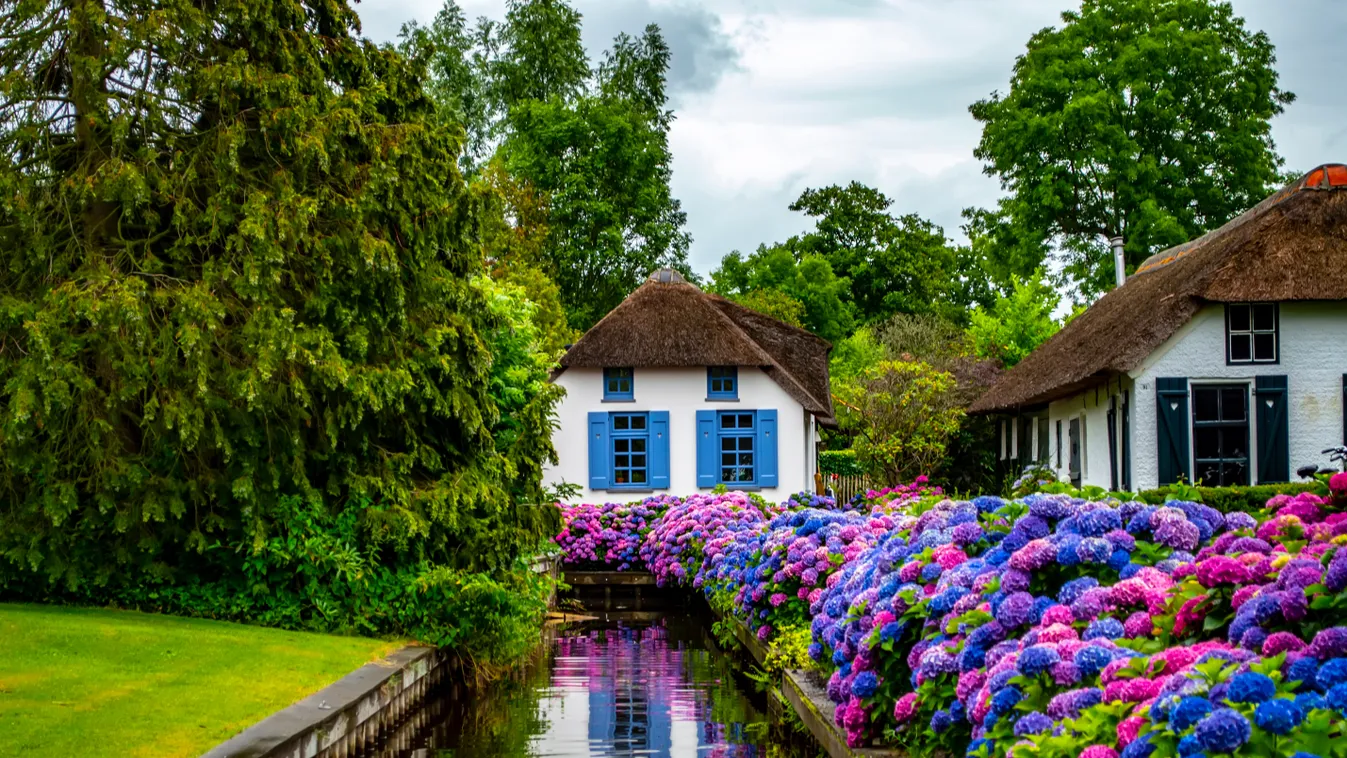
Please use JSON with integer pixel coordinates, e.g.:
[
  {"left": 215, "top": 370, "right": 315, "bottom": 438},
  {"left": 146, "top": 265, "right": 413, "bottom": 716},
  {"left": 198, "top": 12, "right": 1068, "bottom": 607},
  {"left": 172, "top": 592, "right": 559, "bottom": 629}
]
[{"left": 202, "top": 571, "right": 890, "bottom": 758}]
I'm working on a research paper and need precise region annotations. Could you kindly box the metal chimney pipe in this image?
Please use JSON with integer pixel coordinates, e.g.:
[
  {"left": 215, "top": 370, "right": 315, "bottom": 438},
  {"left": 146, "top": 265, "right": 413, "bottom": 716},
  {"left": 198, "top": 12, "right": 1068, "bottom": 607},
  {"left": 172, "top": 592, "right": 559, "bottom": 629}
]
[{"left": 1110, "top": 236, "right": 1126, "bottom": 289}]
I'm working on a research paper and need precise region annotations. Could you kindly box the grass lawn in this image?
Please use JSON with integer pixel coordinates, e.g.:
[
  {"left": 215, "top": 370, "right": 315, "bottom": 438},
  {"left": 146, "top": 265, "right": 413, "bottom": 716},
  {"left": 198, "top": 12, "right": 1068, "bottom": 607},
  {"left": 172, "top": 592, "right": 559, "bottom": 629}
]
[{"left": 0, "top": 603, "right": 403, "bottom": 758}]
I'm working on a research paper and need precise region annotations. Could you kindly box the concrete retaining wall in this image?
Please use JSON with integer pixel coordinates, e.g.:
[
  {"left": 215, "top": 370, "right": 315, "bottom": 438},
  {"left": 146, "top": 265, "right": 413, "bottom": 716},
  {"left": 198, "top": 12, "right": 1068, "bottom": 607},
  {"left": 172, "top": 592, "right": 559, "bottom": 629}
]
[{"left": 202, "top": 646, "right": 444, "bottom": 758}]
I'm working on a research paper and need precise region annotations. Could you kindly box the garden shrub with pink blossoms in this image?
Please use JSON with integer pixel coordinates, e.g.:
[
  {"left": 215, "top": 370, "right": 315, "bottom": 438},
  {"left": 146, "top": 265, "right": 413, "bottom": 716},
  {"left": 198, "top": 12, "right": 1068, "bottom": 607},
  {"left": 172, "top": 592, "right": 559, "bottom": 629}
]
[{"left": 553, "top": 481, "right": 1347, "bottom": 757}]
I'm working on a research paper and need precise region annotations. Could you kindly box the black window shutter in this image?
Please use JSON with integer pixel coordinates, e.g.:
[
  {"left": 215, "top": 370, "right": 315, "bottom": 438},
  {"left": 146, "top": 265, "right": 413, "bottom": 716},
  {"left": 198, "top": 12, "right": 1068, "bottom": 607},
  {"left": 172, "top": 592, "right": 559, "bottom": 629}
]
[
  {"left": 1255, "top": 375, "right": 1290, "bottom": 484},
  {"left": 1156, "top": 378, "right": 1191, "bottom": 485},
  {"left": 1121, "top": 391, "right": 1132, "bottom": 491},
  {"left": 1107, "top": 397, "right": 1119, "bottom": 491},
  {"left": 1037, "top": 417, "right": 1050, "bottom": 464},
  {"left": 1056, "top": 420, "right": 1062, "bottom": 468}
]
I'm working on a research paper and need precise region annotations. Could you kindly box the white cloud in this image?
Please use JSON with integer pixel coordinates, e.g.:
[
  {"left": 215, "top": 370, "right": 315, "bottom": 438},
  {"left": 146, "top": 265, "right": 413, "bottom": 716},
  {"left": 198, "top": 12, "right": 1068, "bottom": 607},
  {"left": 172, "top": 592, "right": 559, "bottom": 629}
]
[{"left": 358, "top": 0, "right": 1346, "bottom": 274}]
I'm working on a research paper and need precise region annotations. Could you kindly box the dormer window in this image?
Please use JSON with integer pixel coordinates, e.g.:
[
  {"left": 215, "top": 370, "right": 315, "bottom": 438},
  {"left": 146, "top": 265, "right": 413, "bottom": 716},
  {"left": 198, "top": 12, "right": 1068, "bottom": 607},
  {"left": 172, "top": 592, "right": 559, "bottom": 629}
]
[
  {"left": 707, "top": 367, "right": 738, "bottom": 400},
  {"left": 603, "top": 367, "right": 634, "bottom": 400},
  {"left": 1226, "top": 304, "right": 1278, "bottom": 364}
]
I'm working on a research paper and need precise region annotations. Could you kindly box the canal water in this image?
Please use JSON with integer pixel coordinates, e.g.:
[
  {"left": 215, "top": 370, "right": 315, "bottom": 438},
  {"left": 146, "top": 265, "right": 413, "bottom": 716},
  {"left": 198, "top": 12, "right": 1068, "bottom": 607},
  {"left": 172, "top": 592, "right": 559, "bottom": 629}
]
[{"left": 383, "top": 617, "right": 779, "bottom": 757}]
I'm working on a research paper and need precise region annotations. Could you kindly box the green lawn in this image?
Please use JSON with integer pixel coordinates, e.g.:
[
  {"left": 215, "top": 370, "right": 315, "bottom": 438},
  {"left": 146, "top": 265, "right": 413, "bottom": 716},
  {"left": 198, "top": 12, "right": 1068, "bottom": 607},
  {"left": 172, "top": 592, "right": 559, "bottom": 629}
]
[{"left": 0, "top": 603, "right": 403, "bottom": 758}]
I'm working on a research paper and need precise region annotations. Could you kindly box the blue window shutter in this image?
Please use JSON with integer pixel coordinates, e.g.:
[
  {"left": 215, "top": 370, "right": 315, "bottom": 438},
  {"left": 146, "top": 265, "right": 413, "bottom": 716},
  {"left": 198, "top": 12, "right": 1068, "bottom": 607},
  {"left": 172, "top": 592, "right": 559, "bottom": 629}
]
[
  {"left": 1156, "top": 378, "right": 1191, "bottom": 485},
  {"left": 757, "top": 409, "right": 779, "bottom": 488},
  {"left": 650, "top": 411, "right": 670, "bottom": 490},
  {"left": 696, "top": 410, "right": 716, "bottom": 488},
  {"left": 588, "top": 412, "right": 610, "bottom": 490},
  {"left": 1255, "top": 375, "right": 1289, "bottom": 484}
]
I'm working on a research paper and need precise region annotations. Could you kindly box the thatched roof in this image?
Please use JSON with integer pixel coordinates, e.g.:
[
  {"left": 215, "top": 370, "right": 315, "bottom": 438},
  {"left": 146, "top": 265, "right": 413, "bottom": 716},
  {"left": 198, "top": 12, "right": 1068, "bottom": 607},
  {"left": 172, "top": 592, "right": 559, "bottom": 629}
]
[
  {"left": 971, "top": 163, "right": 1347, "bottom": 414},
  {"left": 559, "top": 269, "right": 837, "bottom": 424}
]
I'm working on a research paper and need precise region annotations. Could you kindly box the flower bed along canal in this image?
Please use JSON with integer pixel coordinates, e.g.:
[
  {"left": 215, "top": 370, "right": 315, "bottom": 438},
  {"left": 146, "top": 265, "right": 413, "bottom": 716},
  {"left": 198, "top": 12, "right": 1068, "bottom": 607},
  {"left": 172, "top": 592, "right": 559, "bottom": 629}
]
[{"left": 355, "top": 615, "right": 821, "bottom": 758}]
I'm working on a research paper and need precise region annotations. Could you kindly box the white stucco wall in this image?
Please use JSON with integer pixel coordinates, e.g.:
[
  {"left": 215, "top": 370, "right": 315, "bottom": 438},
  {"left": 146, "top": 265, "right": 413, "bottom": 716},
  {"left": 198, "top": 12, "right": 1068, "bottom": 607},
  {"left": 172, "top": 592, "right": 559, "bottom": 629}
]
[
  {"left": 1045, "top": 379, "right": 1133, "bottom": 491},
  {"left": 545, "top": 367, "right": 816, "bottom": 502},
  {"left": 1125, "top": 301, "right": 1347, "bottom": 491}
]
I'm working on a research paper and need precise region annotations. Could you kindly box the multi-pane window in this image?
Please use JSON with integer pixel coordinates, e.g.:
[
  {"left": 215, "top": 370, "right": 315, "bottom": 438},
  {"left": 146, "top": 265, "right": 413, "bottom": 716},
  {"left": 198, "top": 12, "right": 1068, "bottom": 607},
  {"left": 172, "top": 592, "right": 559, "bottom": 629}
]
[
  {"left": 707, "top": 367, "right": 738, "bottom": 399},
  {"left": 1193, "top": 385, "right": 1250, "bottom": 487},
  {"left": 604, "top": 367, "right": 634, "bottom": 400},
  {"left": 610, "top": 413, "right": 649, "bottom": 487},
  {"left": 1226, "top": 304, "right": 1278, "bottom": 364},
  {"left": 718, "top": 411, "right": 756, "bottom": 484}
]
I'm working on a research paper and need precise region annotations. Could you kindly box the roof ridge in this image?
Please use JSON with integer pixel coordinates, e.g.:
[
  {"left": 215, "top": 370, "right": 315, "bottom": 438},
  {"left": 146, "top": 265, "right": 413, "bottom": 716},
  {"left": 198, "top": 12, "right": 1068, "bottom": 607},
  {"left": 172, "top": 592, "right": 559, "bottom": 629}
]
[
  {"left": 1134, "top": 164, "right": 1347, "bottom": 277},
  {"left": 690, "top": 286, "right": 778, "bottom": 366}
]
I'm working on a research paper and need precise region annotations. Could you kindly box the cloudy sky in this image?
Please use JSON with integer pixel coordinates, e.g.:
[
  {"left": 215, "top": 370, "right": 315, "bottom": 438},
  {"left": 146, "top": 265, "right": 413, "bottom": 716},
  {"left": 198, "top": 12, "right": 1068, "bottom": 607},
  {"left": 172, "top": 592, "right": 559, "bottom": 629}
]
[{"left": 359, "top": 0, "right": 1345, "bottom": 276}]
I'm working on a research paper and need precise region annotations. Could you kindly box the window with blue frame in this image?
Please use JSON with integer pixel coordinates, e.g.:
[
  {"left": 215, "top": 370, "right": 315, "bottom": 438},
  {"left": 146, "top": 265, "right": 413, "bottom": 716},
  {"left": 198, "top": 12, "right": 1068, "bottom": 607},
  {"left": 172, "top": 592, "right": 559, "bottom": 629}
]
[
  {"left": 695, "top": 409, "right": 778, "bottom": 489},
  {"left": 707, "top": 367, "right": 738, "bottom": 400},
  {"left": 604, "top": 367, "right": 634, "bottom": 400},
  {"left": 610, "top": 413, "right": 648, "bottom": 488},
  {"left": 588, "top": 411, "right": 670, "bottom": 491},
  {"left": 718, "top": 411, "right": 757, "bottom": 484}
]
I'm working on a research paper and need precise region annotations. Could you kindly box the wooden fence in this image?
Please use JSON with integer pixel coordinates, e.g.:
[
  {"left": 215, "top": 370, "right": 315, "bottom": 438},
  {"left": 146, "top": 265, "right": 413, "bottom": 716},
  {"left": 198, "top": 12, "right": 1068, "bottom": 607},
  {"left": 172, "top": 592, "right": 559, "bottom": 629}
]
[{"left": 822, "top": 473, "right": 873, "bottom": 505}]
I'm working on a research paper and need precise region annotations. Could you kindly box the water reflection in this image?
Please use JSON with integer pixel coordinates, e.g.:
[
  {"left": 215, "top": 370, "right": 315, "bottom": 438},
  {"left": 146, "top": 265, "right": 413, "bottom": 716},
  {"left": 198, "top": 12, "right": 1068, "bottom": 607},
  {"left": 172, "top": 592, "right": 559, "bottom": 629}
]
[{"left": 430, "top": 618, "right": 766, "bottom": 757}]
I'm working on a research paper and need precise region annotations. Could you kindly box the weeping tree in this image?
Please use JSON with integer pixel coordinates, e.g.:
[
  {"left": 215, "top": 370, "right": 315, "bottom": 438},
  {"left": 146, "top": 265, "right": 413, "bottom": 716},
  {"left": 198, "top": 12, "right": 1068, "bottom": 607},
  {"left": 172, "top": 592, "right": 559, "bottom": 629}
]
[{"left": 0, "top": 0, "right": 557, "bottom": 636}]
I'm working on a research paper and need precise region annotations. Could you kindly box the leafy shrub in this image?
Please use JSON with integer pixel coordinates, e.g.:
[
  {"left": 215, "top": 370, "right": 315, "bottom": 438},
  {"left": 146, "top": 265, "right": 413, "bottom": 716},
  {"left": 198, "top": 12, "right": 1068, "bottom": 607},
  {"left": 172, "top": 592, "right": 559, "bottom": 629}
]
[
  {"left": 833, "top": 360, "right": 965, "bottom": 483},
  {"left": 821, "top": 450, "right": 868, "bottom": 477},
  {"left": 1138, "top": 482, "right": 1327, "bottom": 513}
]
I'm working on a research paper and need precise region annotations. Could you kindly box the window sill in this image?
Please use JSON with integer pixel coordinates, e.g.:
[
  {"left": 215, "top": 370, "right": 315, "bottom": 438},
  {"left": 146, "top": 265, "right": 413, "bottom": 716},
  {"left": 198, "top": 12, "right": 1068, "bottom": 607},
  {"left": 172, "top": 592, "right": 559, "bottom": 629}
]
[
  {"left": 705, "top": 397, "right": 740, "bottom": 403},
  {"left": 604, "top": 488, "right": 655, "bottom": 494},
  {"left": 601, "top": 398, "right": 636, "bottom": 403},
  {"left": 706, "top": 485, "right": 763, "bottom": 492}
]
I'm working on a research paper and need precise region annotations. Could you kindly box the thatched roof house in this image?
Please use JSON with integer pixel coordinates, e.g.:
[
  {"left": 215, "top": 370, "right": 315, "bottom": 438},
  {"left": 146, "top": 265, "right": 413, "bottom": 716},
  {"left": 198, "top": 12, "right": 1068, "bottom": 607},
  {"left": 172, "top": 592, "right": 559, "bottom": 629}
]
[
  {"left": 546, "top": 269, "right": 835, "bottom": 499},
  {"left": 972, "top": 164, "right": 1347, "bottom": 493},
  {"left": 559, "top": 269, "right": 836, "bottom": 425}
]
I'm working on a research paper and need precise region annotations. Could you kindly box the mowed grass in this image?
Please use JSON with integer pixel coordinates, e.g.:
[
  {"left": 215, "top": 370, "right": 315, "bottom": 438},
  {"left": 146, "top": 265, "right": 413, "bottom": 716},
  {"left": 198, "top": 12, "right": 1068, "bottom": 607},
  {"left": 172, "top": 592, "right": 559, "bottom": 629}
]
[{"left": 0, "top": 603, "right": 404, "bottom": 758}]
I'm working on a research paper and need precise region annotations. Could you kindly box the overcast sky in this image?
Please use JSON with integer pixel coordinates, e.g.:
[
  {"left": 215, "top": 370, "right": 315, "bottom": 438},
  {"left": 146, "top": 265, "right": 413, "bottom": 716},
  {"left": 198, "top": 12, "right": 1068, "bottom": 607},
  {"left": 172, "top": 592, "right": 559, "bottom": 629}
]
[{"left": 359, "top": 0, "right": 1345, "bottom": 276}]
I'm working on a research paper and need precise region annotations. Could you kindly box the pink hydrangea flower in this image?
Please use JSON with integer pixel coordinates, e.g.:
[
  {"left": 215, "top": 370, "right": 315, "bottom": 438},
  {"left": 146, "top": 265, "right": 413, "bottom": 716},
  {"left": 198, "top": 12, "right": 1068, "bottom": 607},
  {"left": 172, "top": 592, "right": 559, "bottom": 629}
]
[
  {"left": 1116, "top": 716, "right": 1145, "bottom": 747},
  {"left": 892, "top": 692, "right": 919, "bottom": 722}
]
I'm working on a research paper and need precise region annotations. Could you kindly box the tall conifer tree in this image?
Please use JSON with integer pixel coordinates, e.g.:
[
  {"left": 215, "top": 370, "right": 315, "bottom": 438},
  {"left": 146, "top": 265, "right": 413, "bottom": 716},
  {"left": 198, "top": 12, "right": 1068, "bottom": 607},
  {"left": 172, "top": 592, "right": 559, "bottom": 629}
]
[{"left": 0, "top": 0, "right": 548, "bottom": 599}]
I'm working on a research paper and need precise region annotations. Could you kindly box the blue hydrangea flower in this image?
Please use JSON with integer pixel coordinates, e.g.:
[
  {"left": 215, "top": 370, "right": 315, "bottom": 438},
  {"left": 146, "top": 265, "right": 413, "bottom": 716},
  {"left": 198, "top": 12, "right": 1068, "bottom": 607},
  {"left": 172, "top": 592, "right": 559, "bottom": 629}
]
[
  {"left": 1077, "top": 537, "right": 1114, "bottom": 564},
  {"left": 1288, "top": 656, "right": 1319, "bottom": 692},
  {"left": 989, "top": 686, "right": 1023, "bottom": 715},
  {"left": 1226, "top": 672, "right": 1277, "bottom": 704},
  {"left": 1327, "top": 683, "right": 1347, "bottom": 711},
  {"left": 1194, "top": 708, "right": 1251, "bottom": 754},
  {"left": 1121, "top": 734, "right": 1155, "bottom": 758},
  {"left": 1295, "top": 691, "right": 1327, "bottom": 712},
  {"left": 851, "top": 670, "right": 879, "bottom": 698},
  {"left": 1069, "top": 647, "right": 1112, "bottom": 682},
  {"left": 1254, "top": 698, "right": 1303, "bottom": 735},
  {"left": 1176, "top": 735, "right": 1204, "bottom": 757},
  {"left": 1170, "top": 696, "right": 1214, "bottom": 731},
  {"left": 1013, "top": 711, "right": 1053, "bottom": 736},
  {"left": 1059, "top": 576, "right": 1100, "bottom": 605},
  {"left": 1018, "top": 645, "right": 1062, "bottom": 676},
  {"left": 930, "top": 709, "right": 953, "bottom": 733},
  {"left": 1084, "top": 618, "right": 1126, "bottom": 641},
  {"left": 1315, "top": 658, "right": 1347, "bottom": 690}
]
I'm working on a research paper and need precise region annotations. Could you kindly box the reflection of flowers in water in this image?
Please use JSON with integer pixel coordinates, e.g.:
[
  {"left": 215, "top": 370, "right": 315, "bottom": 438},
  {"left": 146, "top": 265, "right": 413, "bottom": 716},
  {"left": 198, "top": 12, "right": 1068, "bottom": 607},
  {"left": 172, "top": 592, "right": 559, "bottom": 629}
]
[{"left": 551, "top": 621, "right": 759, "bottom": 756}]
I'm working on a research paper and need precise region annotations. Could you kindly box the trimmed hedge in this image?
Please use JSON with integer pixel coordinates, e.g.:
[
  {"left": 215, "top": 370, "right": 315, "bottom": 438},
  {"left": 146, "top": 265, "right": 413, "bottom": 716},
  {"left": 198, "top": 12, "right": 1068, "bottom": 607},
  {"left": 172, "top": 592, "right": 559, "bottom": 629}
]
[
  {"left": 819, "top": 449, "right": 867, "bottom": 477},
  {"left": 1136, "top": 480, "right": 1327, "bottom": 512}
]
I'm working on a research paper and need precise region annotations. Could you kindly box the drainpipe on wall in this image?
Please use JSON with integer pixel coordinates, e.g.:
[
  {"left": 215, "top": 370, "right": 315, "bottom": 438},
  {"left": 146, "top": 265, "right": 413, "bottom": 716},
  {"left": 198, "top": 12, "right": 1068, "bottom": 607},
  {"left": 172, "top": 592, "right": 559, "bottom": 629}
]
[{"left": 1110, "top": 236, "right": 1126, "bottom": 289}]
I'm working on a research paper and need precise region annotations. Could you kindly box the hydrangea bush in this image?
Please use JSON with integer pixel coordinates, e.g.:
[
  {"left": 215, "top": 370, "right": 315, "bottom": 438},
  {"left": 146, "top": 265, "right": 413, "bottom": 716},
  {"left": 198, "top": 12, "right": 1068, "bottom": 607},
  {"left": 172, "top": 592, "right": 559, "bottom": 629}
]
[
  {"left": 554, "top": 496, "right": 679, "bottom": 570},
  {"left": 554, "top": 482, "right": 1347, "bottom": 757}
]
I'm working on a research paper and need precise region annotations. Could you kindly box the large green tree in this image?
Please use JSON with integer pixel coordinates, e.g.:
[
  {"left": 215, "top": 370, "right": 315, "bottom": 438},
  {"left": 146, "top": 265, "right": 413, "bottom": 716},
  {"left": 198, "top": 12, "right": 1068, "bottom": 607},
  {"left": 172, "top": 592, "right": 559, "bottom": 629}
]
[
  {"left": 785, "top": 183, "right": 960, "bottom": 324},
  {"left": 709, "top": 245, "right": 854, "bottom": 343},
  {"left": 403, "top": 1, "right": 692, "bottom": 331},
  {"left": 970, "top": 0, "right": 1294, "bottom": 299},
  {"left": 708, "top": 183, "right": 961, "bottom": 338},
  {"left": 0, "top": 0, "right": 554, "bottom": 632}
]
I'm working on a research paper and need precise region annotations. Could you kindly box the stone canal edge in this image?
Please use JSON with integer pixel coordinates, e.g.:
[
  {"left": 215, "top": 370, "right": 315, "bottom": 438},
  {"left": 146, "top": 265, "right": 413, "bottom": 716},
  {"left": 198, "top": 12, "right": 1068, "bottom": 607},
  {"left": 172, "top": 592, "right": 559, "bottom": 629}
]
[{"left": 201, "top": 645, "right": 443, "bottom": 758}]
